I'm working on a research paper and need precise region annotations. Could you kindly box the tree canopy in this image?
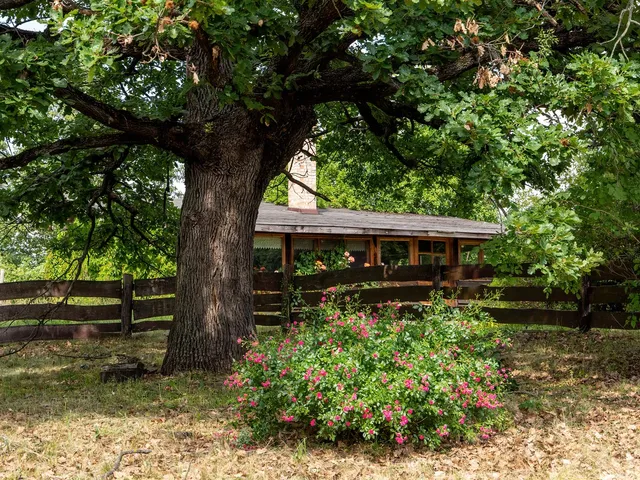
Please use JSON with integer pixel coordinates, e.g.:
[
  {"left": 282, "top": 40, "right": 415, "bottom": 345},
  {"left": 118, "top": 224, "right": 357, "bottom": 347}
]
[{"left": 2, "top": 0, "right": 640, "bottom": 372}]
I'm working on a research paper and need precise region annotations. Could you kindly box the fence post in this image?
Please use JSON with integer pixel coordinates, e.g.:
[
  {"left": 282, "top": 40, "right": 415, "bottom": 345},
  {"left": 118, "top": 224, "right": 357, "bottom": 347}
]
[
  {"left": 281, "top": 264, "right": 294, "bottom": 330},
  {"left": 433, "top": 257, "right": 442, "bottom": 294},
  {"left": 449, "top": 258, "right": 459, "bottom": 307},
  {"left": 578, "top": 274, "right": 592, "bottom": 332},
  {"left": 121, "top": 273, "right": 134, "bottom": 337}
]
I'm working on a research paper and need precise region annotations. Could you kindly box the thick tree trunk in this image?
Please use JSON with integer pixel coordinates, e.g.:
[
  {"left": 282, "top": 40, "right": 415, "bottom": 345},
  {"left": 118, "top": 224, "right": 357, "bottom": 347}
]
[
  {"left": 159, "top": 71, "right": 316, "bottom": 373},
  {"left": 161, "top": 149, "right": 267, "bottom": 374}
]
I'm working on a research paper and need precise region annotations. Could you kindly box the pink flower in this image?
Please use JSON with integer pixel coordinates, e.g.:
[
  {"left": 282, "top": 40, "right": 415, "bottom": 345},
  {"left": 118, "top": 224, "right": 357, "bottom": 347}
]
[
  {"left": 316, "top": 392, "right": 323, "bottom": 399},
  {"left": 328, "top": 420, "right": 334, "bottom": 427},
  {"left": 261, "top": 380, "right": 271, "bottom": 388},
  {"left": 310, "top": 419, "right": 316, "bottom": 426},
  {"left": 291, "top": 397, "right": 297, "bottom": 402},
  {"left": 344, "top": 251, "right": 350, "bottom": 257},
  {"left": 400, "top": 415, "right": 408, "bottom": 426},
  {"left": 237, "top": 338, "right": 242, "bottom": 344},
  {"left": 368, "top": 429, "right": 375, "bottom": 435}
]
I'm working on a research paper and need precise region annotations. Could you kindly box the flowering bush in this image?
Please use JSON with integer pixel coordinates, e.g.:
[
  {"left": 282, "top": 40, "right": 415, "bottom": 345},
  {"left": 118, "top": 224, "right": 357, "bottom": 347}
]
[{"left": 226, "top": 289, "right": 512, "bottom": 447}]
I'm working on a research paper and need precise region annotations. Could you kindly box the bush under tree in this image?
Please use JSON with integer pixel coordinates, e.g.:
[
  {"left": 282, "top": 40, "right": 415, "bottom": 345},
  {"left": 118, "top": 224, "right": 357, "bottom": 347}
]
[{"left": 227, "top": 290, "right": 512, "bottom": 446}]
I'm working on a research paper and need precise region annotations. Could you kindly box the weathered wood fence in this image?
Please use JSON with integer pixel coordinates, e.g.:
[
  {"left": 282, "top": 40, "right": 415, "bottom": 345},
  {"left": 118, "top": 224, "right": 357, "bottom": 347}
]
[{"left": 0, "top": 263, "right": 636, "bottom": 344}]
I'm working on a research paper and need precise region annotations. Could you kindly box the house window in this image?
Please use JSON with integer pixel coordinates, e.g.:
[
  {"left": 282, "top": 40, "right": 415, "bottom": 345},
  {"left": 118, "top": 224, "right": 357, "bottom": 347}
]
[
  {"left": 293, "top": 238, "right": 315, "bottom": 264},
  {"left": 253, "top": 235, "right": 284, "bottom": 272},
  {"left": 380, "top": 240, "right": 410, "bottom": 266},
  {"left": 417, "top": 240, "right": 447, "bottom": 265},
  {"left": 316, "top": 238, "right": 372, "bottom": 268},
  {"left": 345, "top": 239, "right": 370, "bottom": 268},
  {"left": 460, "top": 242, "right": 484, "bottom": 264},
  {"left": 319, "top": 239, "right": 341, "bottom": 252}
]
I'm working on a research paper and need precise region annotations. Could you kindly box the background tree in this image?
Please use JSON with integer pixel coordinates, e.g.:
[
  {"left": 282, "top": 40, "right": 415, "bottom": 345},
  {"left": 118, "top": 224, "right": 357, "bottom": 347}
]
[
  {"left": 482, "top": 52, "right": 640, "bottom": 288},
  {"left": 1, "top": 0, "right": 638, "bottom": 373},
  {"left": 265, "top": 121, "right": 498, "bottom": 221}
]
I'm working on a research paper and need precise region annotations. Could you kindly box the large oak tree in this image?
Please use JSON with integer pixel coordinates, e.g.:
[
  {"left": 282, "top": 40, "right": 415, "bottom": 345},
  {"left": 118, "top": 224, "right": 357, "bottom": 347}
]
[{"left": 0, "top": 0, "right": 637, "bottom": 373}]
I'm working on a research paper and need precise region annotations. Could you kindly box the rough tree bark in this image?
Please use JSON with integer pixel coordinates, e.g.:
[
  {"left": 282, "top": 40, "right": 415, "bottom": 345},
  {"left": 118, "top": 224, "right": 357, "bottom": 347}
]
[
  {"left": 161, "top": 155, "right": 262, "bottom": 372},
  {"left": 160, "top": 101, "right": 315, "bottom": 374}
]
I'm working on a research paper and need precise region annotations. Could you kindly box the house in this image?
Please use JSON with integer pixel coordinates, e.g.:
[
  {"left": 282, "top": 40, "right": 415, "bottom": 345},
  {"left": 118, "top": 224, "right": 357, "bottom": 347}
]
[{"left": 252, "top": 146, "right": 501, "bottom": 273}]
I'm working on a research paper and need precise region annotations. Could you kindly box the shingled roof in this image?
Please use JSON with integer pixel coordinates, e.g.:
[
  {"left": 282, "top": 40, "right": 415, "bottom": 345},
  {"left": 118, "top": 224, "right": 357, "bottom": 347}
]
[{"left": 255, "top": 202, "right": 501, "bottom": 239}]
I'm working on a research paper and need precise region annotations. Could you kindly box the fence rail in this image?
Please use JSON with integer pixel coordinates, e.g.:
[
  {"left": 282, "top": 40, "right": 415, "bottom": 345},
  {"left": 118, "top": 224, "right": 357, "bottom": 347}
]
[{"left": 0, "top": 262, "right": 636, "bottom": 344}]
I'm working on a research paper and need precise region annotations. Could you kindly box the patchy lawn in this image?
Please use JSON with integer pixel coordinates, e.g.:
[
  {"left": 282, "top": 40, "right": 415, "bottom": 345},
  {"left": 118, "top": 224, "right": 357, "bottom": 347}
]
[{"left": 0, "top": 328, "right": 639, "bottom": 479}]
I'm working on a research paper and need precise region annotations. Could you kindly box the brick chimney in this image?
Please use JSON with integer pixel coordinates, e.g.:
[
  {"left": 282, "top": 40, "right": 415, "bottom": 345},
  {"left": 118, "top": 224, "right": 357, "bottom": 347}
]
[{"left": 287, "top": 140, "right": 317, "bottom": 213}]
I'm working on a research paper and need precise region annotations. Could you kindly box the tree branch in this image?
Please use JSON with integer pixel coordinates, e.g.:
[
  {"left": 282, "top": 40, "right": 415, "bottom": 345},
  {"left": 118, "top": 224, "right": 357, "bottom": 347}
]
[
  {"left": 275, "top": 0, "right": 354, "bottom": 76},
  {"left": 0, "top": 24, "right": 43, "bottom": 43},
  {"left": 281, "top": 169, "right": 331, "bottom": 202},
  {"left": 53, "top": 86, "right": 176, "bottom": 138},
  {"left": 292, "top": 26, "right": 595, "bottom": 108},
  {"left": 60, "top": 0, "right": 94, "bottom": 15},
  {"left": 52, "top": 85, "right": 191, "bottom": 157},
  {"left": 356, "top": 102, "right": 419, "bottom": 169},
  {"left": 294, "top": 66, "right": 398, "bottom": 105},
  {"left": 0, "top": 0, "right": 35, "bottom": 10},
  {"left": 372, "top": 99, "right": 444, "bottom": 128},
  {"left": 108, "top": 191, "right": 174, "bottom": 257},
  {"left": 0, "top": 133, "right": 147, "bottom": 170},
  {"left": 102, "top": 450, "right": 152, "bottom": 480},
  {"left": 435, "top": 28, "right": 595, "bottom": 81},
  {"left": 518, "top": 0, "right": 559, "bottom": 28}
]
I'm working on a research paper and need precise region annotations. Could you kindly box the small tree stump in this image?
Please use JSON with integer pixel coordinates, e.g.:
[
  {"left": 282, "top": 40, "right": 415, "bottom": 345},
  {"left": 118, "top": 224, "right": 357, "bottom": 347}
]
[{"left": 100, "top": 362, "right": 146, "bottom": 383}]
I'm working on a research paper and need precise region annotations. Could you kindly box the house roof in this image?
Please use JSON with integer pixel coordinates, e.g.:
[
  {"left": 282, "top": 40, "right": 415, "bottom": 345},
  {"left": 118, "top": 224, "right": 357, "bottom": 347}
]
[{"left": 255, "top": 202, "right": 501, "bottom": 239}]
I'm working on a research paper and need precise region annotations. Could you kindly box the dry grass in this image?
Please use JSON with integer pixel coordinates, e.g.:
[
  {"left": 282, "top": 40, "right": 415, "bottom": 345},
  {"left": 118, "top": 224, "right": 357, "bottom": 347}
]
[{"left": 1, "top": 328, "right": 639, "bottom": 479}]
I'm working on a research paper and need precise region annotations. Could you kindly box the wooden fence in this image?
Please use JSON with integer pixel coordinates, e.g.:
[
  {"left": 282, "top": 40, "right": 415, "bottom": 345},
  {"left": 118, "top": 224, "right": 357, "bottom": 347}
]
[{"left": 0, "top": 263, "right": 637, "bottom": 344}]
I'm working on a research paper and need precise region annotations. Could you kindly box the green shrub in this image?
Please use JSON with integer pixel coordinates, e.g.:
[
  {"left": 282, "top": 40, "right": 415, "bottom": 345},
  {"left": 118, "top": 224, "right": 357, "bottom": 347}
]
[{"left": 226, "top": 289, "right": 512, "bottom": 447}]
